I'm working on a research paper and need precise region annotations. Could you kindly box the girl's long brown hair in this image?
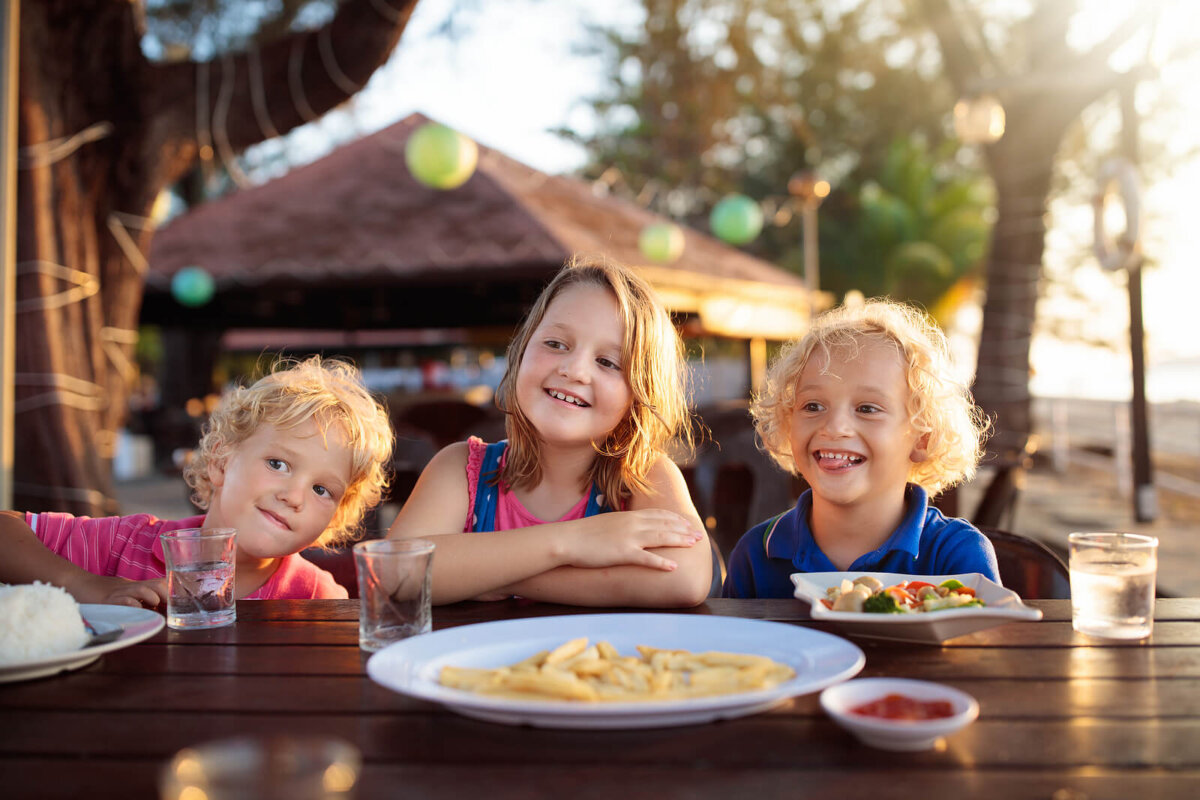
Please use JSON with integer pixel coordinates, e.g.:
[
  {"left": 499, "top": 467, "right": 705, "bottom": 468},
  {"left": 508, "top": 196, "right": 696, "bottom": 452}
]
[{"left": 495, "top": 255, "right": 693, "bottom": 505}]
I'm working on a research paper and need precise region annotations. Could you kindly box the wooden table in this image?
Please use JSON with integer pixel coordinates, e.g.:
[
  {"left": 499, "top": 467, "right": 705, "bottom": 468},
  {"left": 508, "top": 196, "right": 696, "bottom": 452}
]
[{"left": 3, "top": 598, "right": 1198, "bottom": 798}]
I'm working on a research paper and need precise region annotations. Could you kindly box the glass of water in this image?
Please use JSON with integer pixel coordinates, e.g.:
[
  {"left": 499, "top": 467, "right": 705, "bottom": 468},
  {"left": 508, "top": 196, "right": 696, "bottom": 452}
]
[
  {"left": 353, "top": 538, "right": 434, "bottom": 652},
  {"left": 160, "top": 528, "right": 237, "bottom": 630},
  {"left": 1068, "top": 532, "right": 1158, "bottom": 640}
]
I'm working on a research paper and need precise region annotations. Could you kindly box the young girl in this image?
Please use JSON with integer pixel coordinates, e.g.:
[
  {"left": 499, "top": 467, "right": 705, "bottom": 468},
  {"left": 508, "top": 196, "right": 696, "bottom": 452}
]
[
  {"left": 387, "top": 256, "right": 711, "bottom": 607},
  {"left": 0, "top": 356, "right": 394, "bottom": 605},
  {"left": 723, "top": 299, "right": 999, "bottom": 598}
]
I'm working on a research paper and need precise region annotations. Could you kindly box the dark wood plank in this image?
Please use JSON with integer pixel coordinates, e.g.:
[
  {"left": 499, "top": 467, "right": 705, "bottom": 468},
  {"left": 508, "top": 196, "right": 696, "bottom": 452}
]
[
  {"left": 4, "top": 711, "right": 1199, "bottom": 769},
  {"left": 231, "top": 598, "right": 1200, "bottom": 624},
  {"left": 6, "top": 673, "right": 1200, "bottom": 718},
  {"left": 162, "top": 613, "right": 1200, "bottom": 648},
  {"left": 859, "top": 645, "right": 1200, "bottom": 679},
  {"left": 8, "top": 760, "right": 1199, "bottom": 800},
  {"left": 10, "top": 639, "right": 1192, "bottom": 679}
]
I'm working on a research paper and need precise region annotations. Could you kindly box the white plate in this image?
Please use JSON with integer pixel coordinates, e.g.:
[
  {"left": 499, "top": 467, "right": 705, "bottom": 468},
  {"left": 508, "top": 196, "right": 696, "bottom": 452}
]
[
  {"left": 791, "top": 572, "right": 1043, "bottom": 644},
  {"left": 0, "top": 604, "right": 165, "bottom": 683},
  {"left": 367, "top": 613, "right": 865, "bottom": 729}
]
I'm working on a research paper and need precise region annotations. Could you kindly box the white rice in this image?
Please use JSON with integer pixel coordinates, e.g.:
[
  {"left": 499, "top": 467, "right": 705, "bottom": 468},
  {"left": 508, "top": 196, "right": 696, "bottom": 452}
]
[{"left": 0, "top": 581, "right": 89, "bottom": 664}]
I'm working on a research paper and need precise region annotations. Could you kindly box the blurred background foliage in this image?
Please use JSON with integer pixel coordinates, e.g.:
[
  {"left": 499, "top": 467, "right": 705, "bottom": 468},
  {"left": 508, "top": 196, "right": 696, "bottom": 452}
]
[{"left": 558, "top": 0, "right": 993, "bottom": 317}]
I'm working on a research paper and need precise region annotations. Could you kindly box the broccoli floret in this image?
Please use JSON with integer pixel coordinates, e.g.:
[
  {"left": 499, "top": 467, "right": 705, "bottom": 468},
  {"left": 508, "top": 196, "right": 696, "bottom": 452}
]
[{"left": 862, "top": 593, "right": 903, "bottom": 614}]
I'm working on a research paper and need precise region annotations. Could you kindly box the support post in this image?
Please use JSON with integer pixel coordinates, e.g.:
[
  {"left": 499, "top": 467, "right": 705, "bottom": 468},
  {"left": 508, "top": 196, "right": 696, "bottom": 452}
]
[{"left": 1120, "top": 80, "right": 1157, "bottom": 523}]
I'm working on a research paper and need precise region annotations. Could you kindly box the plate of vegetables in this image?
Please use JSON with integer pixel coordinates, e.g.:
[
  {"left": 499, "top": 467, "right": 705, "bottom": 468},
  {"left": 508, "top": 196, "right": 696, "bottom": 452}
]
[{"left": 790, "top": 572, "right": 1043, "bottom": 643}]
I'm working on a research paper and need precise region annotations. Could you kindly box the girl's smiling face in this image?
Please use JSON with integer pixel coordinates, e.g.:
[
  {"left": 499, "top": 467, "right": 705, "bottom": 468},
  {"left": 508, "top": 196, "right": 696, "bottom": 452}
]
[
  {"left": 788, "top": 338, "right": 927, "bottom": 509},
  {"left": 205, "top": 417, "right": 352, "bottom": 562},
  {"left": 515, "top": 283, "right": 633, "bottom": 449}
]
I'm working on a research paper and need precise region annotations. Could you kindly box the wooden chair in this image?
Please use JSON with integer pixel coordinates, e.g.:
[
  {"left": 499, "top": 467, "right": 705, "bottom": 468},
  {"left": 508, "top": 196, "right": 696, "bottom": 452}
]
[
  {"left": 936, "top": 435, "right": 1040, "bottom": 530},
  {"left": 980, "top": 526, "right": 1071, "bottom": 600}
]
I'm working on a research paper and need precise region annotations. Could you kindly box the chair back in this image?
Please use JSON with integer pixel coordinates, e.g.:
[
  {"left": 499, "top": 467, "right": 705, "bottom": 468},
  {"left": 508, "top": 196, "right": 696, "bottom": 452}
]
[
  {"left": 392, "top": 400, "right": 495, "bottom": 449},
  {"left": 301, "top": 545, "right": 360, "bottom": 599},
  {"left": 686, "top": 404, "right": 801, "bottom": 560},
  {"left": 980, "top": 527, "right": 1071, "bottom": 599},
  {"left": 708, "top": 537, "right": 727, "bottom": 598}
]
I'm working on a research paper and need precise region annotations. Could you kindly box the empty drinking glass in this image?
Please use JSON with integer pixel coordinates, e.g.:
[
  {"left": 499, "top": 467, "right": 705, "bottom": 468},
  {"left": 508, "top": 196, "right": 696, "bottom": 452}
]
[{"left": 353, "top": 538, "right": 434, "bottom": 652}]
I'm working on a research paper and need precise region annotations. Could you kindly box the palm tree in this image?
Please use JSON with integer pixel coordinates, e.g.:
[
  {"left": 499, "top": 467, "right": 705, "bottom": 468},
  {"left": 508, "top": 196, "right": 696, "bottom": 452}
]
[{"left": 914, "top": 0, "right": 1168, "bottom": 464}]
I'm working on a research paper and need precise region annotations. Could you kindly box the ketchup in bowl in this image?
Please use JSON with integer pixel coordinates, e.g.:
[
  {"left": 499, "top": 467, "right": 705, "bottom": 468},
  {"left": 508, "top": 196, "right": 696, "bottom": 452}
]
[{"left": 849, "top": 693, "right": 955, "bottom": 721}]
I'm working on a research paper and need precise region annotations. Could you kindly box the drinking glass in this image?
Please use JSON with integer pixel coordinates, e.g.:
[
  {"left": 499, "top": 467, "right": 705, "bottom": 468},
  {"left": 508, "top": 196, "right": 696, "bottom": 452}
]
[
  {"left": 159, "top": 527, "right": 237, "bottom": 630},
  {"left": 353, "top": 538, "right": 434, "bottom": 652},
  {"left": 159, "top": 736, "right": 360, "bottom": 800},
  {"left": 1068, "top": 532, "right": 1158, "bottom": 640}
]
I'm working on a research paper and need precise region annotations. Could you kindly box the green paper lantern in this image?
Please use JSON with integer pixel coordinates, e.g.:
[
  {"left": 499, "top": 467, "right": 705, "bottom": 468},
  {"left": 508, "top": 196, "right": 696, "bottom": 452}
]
[
  {"left": 405, "top": 122, "right": 479, "bottom": 190},
  {"left": 710, "top": 194, "right": 764, "bottom": 245},
  {"left": 171, "top": 266, "right": 215, "bottom": 307},
  {"left": 638, "top": 222, "right": 685, "bottom": 263}
]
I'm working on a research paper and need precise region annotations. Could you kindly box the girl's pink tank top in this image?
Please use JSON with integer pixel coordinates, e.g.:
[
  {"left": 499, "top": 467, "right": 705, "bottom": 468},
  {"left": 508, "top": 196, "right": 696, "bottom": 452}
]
[{"left": 463, "top": 437, "right": 590, "bottom": 532}]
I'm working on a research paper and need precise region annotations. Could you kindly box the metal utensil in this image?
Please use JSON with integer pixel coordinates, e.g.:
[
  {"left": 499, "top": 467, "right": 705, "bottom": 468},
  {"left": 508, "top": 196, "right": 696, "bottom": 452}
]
[{"left": 82, "top": 618, "right": 123, "bottom": 647}]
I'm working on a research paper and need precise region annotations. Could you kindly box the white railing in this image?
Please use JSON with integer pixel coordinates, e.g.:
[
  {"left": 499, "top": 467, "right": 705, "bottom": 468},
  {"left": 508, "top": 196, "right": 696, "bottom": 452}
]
[{"left": 1036, "top": 396, "right": 1200, "bottom": 501}]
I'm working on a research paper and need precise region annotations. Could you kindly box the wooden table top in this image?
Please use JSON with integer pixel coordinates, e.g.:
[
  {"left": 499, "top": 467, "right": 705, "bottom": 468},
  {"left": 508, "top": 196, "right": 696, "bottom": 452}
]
[{"left": 3, "top": 598, "right": 1199, "bottom": 798}]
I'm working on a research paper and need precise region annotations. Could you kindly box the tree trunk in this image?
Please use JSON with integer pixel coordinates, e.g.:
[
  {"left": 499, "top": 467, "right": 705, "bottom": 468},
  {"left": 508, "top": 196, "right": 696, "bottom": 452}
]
[
  {"left": 14, "top": 1, "right": 153, "bottom": 513},
  {"left": 13, "top": 0, "right": 418, "bottom": 515},
  {"left": 972, "top": 95, "right": 1076, "bottom": 465}
]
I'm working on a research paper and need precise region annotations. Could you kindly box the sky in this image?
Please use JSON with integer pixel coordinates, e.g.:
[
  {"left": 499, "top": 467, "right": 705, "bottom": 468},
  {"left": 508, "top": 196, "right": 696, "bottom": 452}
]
[{"left": 266, "top": 0, "right": 1200, "bottom": 403}]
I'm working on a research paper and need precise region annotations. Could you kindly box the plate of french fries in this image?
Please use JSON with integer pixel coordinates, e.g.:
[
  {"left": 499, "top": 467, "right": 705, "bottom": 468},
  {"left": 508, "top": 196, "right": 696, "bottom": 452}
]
[{"left": 366, "top": 613, "right": 864, "bottom": 728}]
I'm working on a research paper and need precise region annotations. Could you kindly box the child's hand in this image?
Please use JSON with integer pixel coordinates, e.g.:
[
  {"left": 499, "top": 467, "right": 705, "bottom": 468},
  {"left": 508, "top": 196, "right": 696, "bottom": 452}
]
[
  {"left": 72, "top": 574, "right": 168, "bottom": 609},
  {"left": 565, "top": 510, "right": 703, "bottom": 572}
]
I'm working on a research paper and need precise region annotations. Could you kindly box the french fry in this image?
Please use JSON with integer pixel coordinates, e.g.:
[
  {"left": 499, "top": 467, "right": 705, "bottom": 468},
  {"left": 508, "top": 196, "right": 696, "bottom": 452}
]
[
  {"left": 438, "top": 638, "right": 796, "bottom": 703},
  {"left": 545, "top": 637, "right": 588, "bottom": 665},
  {"left": 439, "top": 665, "right": 506, "bottom": 692},
  {"left": 511, "top": 649, "right": 550, "bottom": 671}
]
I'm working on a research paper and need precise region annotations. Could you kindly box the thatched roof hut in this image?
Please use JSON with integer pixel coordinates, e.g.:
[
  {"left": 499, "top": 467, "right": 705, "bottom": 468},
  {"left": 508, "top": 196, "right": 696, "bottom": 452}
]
[{"left": 145, "top": 113, "right": 820, "bottom": 340}]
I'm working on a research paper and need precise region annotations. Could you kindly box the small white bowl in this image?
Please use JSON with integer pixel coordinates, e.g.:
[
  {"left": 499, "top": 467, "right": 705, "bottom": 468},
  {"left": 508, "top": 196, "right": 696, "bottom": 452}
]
[{"left": 819, "top": 678, "right": 979, "bottom": 751}]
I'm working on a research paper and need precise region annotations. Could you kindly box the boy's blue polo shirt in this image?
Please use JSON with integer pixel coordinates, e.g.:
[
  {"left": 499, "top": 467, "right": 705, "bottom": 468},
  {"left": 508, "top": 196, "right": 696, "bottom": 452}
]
[{"left": 721, "top": 485, "right": 1000, "bottom": 599}]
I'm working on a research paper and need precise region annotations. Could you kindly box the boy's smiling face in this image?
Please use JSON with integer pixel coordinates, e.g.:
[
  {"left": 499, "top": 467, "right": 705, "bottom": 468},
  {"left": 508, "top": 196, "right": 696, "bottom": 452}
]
[
  {"left": 788, "top": 338, "right": 928, "bottom": 510},
  {"left": 205, "top": 417, "right": 352, "bottom": 562}
]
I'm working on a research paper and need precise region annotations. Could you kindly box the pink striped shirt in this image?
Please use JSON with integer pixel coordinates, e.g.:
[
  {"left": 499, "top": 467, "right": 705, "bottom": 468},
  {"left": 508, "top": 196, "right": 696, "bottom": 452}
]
[{"left": 25, "top": 512, "right": 348, "bottom": 600}]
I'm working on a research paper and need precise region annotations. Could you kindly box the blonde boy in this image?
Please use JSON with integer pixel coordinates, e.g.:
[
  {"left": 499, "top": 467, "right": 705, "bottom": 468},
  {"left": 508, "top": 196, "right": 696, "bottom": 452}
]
[
  {"left": 722, "top": 299, "right": 999, "bottom": 598},
  {"left": 0, "top": 357, "right": 393, "bottom": 605}
]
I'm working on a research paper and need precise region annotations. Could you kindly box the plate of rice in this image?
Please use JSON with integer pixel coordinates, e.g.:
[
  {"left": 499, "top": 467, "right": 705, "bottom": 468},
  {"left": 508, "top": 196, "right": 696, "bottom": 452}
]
[{"left": 0, "top": 582, "right": 164, "bottom": 682}]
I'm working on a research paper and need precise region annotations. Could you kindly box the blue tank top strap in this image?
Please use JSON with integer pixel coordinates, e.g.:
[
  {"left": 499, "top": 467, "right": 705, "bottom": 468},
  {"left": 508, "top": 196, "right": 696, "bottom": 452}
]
[
  {"left": 584, "top": 483, "right": 616, "bottom": 516},
  {"left": 471, "top": 440, "right": 615, "bottom": 531},
  {"left": 470, "top": 440, "right": 508, "bottom": 533}
]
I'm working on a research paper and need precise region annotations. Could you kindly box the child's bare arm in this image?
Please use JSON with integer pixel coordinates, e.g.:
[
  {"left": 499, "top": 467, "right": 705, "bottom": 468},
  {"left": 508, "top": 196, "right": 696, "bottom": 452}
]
[
  {"left": 386, "top": 447, "right": 706, "bottom": 605},
  {"left": 499, "top": 457, "right": 713, "bottom": 608},
  {"left": 0, "top": 511, "right": 167, "bottom": 608}
]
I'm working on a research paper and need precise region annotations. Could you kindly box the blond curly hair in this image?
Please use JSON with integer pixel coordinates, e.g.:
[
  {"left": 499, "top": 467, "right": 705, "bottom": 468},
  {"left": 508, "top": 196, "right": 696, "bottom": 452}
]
[
  {"left": 752, "top": 299, "right": 988, "bottom": 496},
  {"left": 495, "top": 255, "right": 693, "bottom": 504},
  {"left": 184, "top": 356, "right": 394, "bottom": 546}
]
